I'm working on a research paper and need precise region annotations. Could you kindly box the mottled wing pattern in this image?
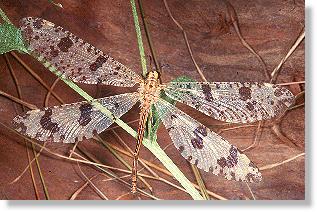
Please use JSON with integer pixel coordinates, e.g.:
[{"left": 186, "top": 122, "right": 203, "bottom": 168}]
[
  {"left": 20, "top": 17, "right": 142, "bottom": 87},
  {"left": 155, "top": 98, "right": 262, "bottom": 183},
  {"left": 13, "top": 93, "right": 139, "bottom": 143},
  {"left": 163, "top": 82, "right": 294, "bottom": 123}
]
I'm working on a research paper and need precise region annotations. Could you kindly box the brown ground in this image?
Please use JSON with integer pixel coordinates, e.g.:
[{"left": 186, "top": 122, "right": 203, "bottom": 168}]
[{"left": 0, "top": 0, "right": 304, "bottom": 200}]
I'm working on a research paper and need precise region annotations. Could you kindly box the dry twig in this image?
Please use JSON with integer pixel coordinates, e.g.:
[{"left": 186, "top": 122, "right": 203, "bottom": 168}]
[{"left": 260, "top": 153, "right": 305, "bottom": 170}]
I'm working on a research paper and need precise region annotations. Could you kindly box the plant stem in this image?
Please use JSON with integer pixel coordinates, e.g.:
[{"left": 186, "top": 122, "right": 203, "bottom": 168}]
[
  {"left": 130, "top": 0, "right": 148, "bottom": 77},
  {"left": 137, "top": 0, "right": 160, "bottom": 71}
]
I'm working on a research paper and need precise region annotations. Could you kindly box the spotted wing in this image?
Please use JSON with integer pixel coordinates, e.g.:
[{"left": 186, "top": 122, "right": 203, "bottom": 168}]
[
  {"left": 155, "top": 98, "right": 262, "bottom": 183},
  {"left": 19, "top": 17, "right": 142, "bottom": 87},
  {"left": 13, "top": 93, "right": 139, "bottom": 143},
  {"left": 163, "top": 82, "right": 294, "bottom": 123}
]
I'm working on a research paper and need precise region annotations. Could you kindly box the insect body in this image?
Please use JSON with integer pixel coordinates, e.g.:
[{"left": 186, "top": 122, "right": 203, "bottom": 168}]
[
  {"left": 133, "top": 71, "right": 162, "bottom": 193},
  {"left": 13, "top": 17, "right": 295, "bottom": 193}
]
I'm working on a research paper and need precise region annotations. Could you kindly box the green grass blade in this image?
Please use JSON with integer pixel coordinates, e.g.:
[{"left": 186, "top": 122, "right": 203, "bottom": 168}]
[{"left": 130, "top": 0, "right": 147, "bottom": 77}]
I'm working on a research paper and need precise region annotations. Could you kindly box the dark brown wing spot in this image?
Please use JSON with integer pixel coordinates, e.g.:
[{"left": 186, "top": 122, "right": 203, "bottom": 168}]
[
  {"left": 178, "top": 145, "right": 184, "bottom": 153},
  {"left": 246, "top": 173, "right": 260, "bottom": 182},
  {"left": 79, "top": 75, "right": 87, "bottom": 82},
  {"left": 78, "top": 103, "right": 93, "bottom": 126},
  {"left": 227, "top": 145, "right": 239, "bottom": 167},
  {"left": 209, "top": 166, "right": 214, "bottom": 172},
  {"left": 191, "top": 125, "right": 207, "bottom": 149},
  {"left": 33, "top": 18, "right": 44, "bottom": 29},
  {"left": 217, "top": 157, "right": 227, "bottom": 168},
  {"left": 219, "top": 110, "right": 227, "bottom": 120},
  {"left": 166, "top": 126, "right": 174, "bottom": 132},
  {"left": 12, "top": 121, "right": 27, "bottom": 134},
  {"left": 87, "top": 45, "right": 93, "bottom": 52},
  {"left": 217, "top": 145, "right": 239, "bottom": 169},
  {"left": 201, "top": 84, "right": 213, "bottom": 102},
  {"left": 274, "top": 87, "right": 285, "bottom": 97},
  {"left": 49, "top": 46, "right": 59, "bottom": 58},
  {"left": 194, "top": 125, "right": 208, "bottom": 137},
  {"left": 22, "top": 26, "right": 34, "bottom": 42},
  {"left": 114, "top": 102, "right": 119, "bottom": 109},
  {"left": 59, "top": 134, "right": 66, "bottom": 142},
  {"left": 40, "top": 108, "right": 60, "bottom": 133},
  {"left": 35, "top": 132, "right": 43, "bottom": 139},
  {"left": 89, "top": 55, "right": 109, "bottom": 72},
  {"left": 230, "top": 171, "right": 236, "bottom": 180},
  {"left": 239, "top": 87, "right": 252, "bottom": 101},
  {"left": 57, "top": 36, "right": 73, "bottom": 52},
  {"left": 170, "top": 114, "right": 177, "bottom": 119},
  {"left": 191, "top": 138, "right": 204, "bottom": 149},
  {"left": 246, "top": 102, "right": 255, "bottom": 111},
  {"left": 92, "top": 129, "right": 98, "bottom": 136}
]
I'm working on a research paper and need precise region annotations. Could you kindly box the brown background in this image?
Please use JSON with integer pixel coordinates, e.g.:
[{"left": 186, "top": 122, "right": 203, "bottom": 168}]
[{"left": 0, "top": 0, "right": 304, "bottom": 200}]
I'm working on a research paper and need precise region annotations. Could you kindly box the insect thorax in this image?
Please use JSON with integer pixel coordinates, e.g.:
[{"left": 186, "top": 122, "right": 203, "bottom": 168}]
[{"left": 138, "top": 71, "right": 162, "bottom": 106}]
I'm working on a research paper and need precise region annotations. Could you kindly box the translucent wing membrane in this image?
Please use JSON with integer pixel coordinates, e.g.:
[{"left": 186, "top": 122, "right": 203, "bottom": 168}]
[
  {"left": 155, "top": 98, "right": 262, "bottom": 183},
  {"left": 13, "top": 93, "right": 139, "bottom": 143},
  {"left": 163, "top": 82, "right": 294, "bottom": 123},
  {"left": 20, "top": 17, "right": 142, "bottom": 87}
]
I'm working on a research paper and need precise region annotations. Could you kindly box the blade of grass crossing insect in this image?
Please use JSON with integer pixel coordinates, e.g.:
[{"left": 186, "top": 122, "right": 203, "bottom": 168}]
[{"left": 130, "top": 0, "right": 147, "bottom": 77}]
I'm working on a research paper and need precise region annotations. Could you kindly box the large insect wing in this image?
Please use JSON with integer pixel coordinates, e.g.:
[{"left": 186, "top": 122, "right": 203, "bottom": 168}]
[
  {"left": 163, "top": 82, "right": 294, "bottom": 123},
  {"left": 154, "top": 98, "right": 262, "bottom": 183},
  {"left": 20, "top": 17, "right": 142, "bottom": 87},
  {"left": 13, "top": 92, "right": 139, "bottom": 143}
]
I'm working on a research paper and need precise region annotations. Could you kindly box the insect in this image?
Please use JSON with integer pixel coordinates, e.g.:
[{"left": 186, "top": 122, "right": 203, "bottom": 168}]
[{"left": 13, "top": 17, "right": 295, "bottom": 193}]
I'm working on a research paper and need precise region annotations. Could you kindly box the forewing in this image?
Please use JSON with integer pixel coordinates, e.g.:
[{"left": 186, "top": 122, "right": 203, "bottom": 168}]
[
  {"left": 155, "top": 98, "right": 262, "bottom": 183},
  {"left": 163, "top": 82, "right": 294, "bottom": 123},
  {"left": 20, "top": 17, "right": 142, "bottom": 87},
  {"left": 13, "top": 93, "right": 139, "bottom": 143}
]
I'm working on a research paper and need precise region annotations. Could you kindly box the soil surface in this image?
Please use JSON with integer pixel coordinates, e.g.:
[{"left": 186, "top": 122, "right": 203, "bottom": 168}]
[{"left": 0, "top": 0, "right": 304, "bottom": 200}]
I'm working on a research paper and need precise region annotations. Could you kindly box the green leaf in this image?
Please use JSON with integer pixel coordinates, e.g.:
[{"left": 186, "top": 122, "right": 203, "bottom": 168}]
[{"left": 0, "top": 23, "right": 28, "bottom": 54}]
